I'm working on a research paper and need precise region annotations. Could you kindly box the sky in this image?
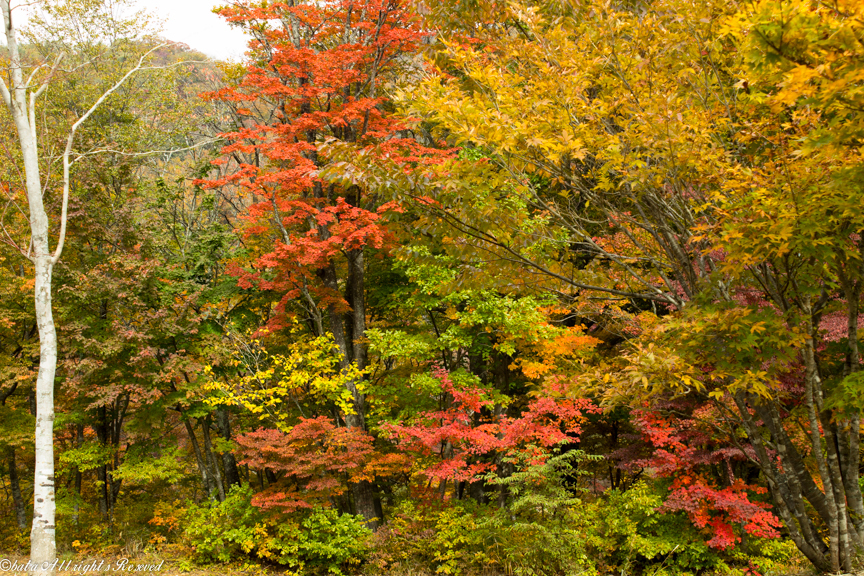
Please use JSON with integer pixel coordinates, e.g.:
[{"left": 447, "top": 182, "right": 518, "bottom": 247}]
[
  {"left": 7, "top": 0, "right": 251, "bottom": 61},
  {"left": 147, "top": 0, "right": 250, "bottom": 61}
]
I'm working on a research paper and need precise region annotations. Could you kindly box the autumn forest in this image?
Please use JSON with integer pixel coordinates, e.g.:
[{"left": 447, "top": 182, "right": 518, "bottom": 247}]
[{"left": 0, "top": 0, "right": 862, "bottom": 575}]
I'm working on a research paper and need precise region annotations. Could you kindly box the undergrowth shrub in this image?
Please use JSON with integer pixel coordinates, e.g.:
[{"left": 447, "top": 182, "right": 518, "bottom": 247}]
[
  {"left": 367, "top": 450, "right": 801, "bottom": 576},
  {"left": 182, "top": 484, "right": 370, "bottom": 574},
  {"left": 579, "top": 481, "right": 801, "bottom": 576},
  {"left": 476, "top": 450, "right": 598, "bottom": 576},
  {"left": 369, "top": 451, "right": 597, "bottom": 576},
  {"left": 367, "top": 498, "right": 493, "bottom": 575}
]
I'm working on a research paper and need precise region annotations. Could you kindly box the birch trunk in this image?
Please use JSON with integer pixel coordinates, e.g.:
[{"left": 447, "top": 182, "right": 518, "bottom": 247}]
[
  {"left": 0, "top": 4, "right": 58, "bottom": 569},
  {"left": 0, "top": 5, "right": 171, "bottom": 570},
  {"left": 29, "top": 180, "right": 58, "bottom": 576}
]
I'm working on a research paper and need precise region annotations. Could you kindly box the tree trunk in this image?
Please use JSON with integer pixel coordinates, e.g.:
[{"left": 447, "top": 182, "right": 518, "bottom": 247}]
[
  {"left": 734, "top": 392, "right": 831, "bottom": 572},
  {"left": 6, "top": 446, "right": 27, "bottom": 531},
  {"left": 0, "top": 1, "right": 58, "bottom": 568},
  {"left": 110, "top": 451, "right": 122, "bottom": 513},
  {"left": 347, "top": 249, "right": 380, "bottom": 526},
  {"left": 215, "top": 408, "right": 241, "bottom": 489},
  {"left": 347, "top": 249, "right": 367, "bottom": 372},
  {"left": 201, "top": 415, "right": 225, "bottom": 502},
  {"left": 96, "top": 463, "right": 109, "bottom": 522},
  {"left": 72, "top": 424, "right": 83, "bottom": 526},
  {"left": 182, "top": 417, "right": 213, "bottom": 500},
  {"left": 351, "top": 480, "right": 379, "bottom": 527},
  {"left": 30, "top": 254, "right": 58, "bottom": 574},
  {"left": 95, "top": 406, "right": 110, "bottom": 523},
  {"left": 0, "top": 385, "right": 25, "bottom": 531},
  {"left": 320, "top": 255, "right": 379, "bottom": 527},
  {"left": 0, "top": 3, "right": 163, "bottom": 571}
]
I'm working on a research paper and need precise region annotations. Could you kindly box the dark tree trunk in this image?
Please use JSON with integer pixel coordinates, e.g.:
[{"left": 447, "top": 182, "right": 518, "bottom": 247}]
[
  {"left": 215, "top": 408, "right": 241, "bottom": 488},
  {"left": 6, "top": 446, "right": 27, "bottom": 531},
  {"left": 72, "top": 423, "right": 83, "bottom": 525},
  {"left": 96, "top": 406, "right": 110, "bottom": 522},
  {"left": 182, "top": 417, "right": 214, "bottom": 500},
  {"left": 96, "top": 463, "right": 109, "bottom": 522},
  {"left": 320, "top": 253, "right": 379, "bottom": 528},
  {"left": 468, "top": 480, "right": 487, "bottom": 504},
  {"left": 201, "top": 415, "right": 225, "bottom": 502},
  {"left": 109, "top": 395, "right": 128, "bottom": 512},
  {"left": 0, "top": 384, "right": 25, "bottom": 530}
]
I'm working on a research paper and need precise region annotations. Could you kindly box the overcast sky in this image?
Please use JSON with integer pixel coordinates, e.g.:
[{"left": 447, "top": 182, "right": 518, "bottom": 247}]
[
  {"left": 8, "top": 0, "right": 251, "bottom": 61},
  {"left": 148, "top": 0, "right": 250, "bottom": 61}
]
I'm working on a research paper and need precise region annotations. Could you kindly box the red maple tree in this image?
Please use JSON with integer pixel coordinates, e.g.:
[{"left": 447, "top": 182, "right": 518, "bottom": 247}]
[
  {"left": 630, "top": 406, "right": 782, "bottom": 549},
  {"left": 204, "top": 0, "right": 443, "bottom": 523},
  {"left": 236, "top": 417, "right": 410, "bottom": 512},
  {"left": 385, "top": 366, "right": 599, "bottom": 484}
]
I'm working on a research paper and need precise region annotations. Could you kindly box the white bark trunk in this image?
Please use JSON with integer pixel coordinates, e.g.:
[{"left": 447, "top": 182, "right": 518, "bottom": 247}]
[
  {"left": 0, "top": 4, "right": 174, "bottom": 572},
  {"left": 30, "top": 255, "right": 57, "bottom": 575},
  {"left": 0, "top": 3, "right": 58, "bottom": 573}
]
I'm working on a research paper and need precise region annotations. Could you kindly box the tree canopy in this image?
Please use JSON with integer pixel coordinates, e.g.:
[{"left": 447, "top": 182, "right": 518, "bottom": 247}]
[{"left": 1, "top": 0, "right": 863, "bottom": 575}]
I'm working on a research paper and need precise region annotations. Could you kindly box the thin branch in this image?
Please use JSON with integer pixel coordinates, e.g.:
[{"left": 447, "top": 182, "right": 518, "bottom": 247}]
[
  {"left": 69, "top": 139, "right": 221, "bottom": 166},
  {"left": 31, "top": 53, "right": 64, "bottom": 100},
  {"left": 52, "top": 46, "right": 205, "bottom": 264}
]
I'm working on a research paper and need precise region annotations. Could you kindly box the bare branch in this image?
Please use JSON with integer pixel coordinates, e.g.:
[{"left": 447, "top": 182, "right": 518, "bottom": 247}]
[
  {"left": 0, "top": 194, "right": 27, "bottom": 257},
  {"left": 52, "top": 45, "right": 205, "bottom": 264},
  {"left": 69, "top": 139, "right": 222, "bottom": 166},
  {"left": 32, "top": 53, "right": 65, "bottom": 99},
  {"left": 24, "top": 64, "right": 46, "bottom": 92}
]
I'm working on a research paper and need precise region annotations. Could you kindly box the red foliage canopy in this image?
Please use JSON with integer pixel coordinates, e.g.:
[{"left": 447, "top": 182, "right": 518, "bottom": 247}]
[
  {"left": 204, "top": 0, "right": 443, "bottom": 326},
  {"left": 385, "top": 367, "right": 599, "bottom": 482},
  {"left": 236, "top": 417, "right": 410, "bottom": 511},
  {"left": 633, "top": 407, "right": 782, "bottom": 549}
]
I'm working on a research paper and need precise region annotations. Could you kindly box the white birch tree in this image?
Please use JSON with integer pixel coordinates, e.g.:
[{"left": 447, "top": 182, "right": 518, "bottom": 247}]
[{"left": 0, "top": 2, "right": 188, "bottom": 573}]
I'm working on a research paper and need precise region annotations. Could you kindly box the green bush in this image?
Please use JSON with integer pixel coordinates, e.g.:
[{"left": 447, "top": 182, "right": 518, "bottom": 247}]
[
  {"left": 370, "top": 451, "right": 596, "bottom": 576},
  {"left": 179, "top": 465, "right": 799, "bottom": 576},
  {"left": 476, "top": 450, "right": 598, "bottom": 576},
  {"left": 290, "top": 507, "right": 373, "bottom": 575},
  {"left": 182, "top": 484, "right": 264, "bottom": 564},
  {"left": 182, "top": 484, "right": 371, "bottom": 574},
  {"left": 371, "top": 449, "right": 801, "bottom": 576},
  {"left": 580, "top": 481, "right": 720, "bottom": 575},
  {"left": 430, "top": 506, "right": 488, "bottom": 574},
  {"left": 367, "top": 499, "right": 489, "bottom": 575},
  {"left": 578, "top": 480, "right": 801, "bottom": 576}
]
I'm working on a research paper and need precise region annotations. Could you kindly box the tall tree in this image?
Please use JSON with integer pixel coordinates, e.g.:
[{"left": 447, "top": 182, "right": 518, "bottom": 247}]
[
  {"left": 208, "top": 0, "right": 435, "bottom": 525},
  {"left": 0, "top": 0, "right": 191, "bottom": 570}
]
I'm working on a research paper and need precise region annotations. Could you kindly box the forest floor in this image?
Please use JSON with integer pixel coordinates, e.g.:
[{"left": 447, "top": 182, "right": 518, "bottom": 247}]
[
  {"left": 0, "top": 551, "right": 823, "bottom": 576},
  {"left": 0, "top": 551, "right": 464, "bottom": 576},
  {"left": 0, "top": 552, "right": 282, "bottom": 576},
  {"left": 0, "top": 549, "right": 509, "bottom": 576}
]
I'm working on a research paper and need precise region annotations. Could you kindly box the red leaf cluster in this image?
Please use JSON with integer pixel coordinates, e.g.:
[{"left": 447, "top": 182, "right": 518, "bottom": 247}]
[
  {"left": 236, "top": 417, "right": 410, "bottom": 511},
  {"left": 633, "top": 408, "right": 782, "bottom": 549},
  {"left": 203, "top": 0, "right": 445, "bottom": 330},
  {"left": 384, "top": 367, "right": 598, "bottom": 482}
]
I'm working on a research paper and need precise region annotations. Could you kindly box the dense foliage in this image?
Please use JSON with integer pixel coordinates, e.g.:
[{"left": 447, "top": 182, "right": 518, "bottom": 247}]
[{"left": 1, "top": 0, "right": 863, "bottom": 574}]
